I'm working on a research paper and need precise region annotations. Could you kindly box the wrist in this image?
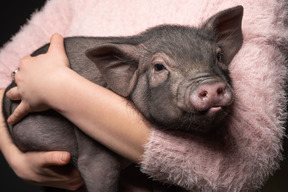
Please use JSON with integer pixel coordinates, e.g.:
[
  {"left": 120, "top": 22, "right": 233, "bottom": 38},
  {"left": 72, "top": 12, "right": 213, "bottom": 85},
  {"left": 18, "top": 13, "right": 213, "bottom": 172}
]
[
  {"left": 41, "top": 67, "right": 76, "bottom": 109},
  {"left": 43, "top": 67, "right": 89, "bottom": 113}
]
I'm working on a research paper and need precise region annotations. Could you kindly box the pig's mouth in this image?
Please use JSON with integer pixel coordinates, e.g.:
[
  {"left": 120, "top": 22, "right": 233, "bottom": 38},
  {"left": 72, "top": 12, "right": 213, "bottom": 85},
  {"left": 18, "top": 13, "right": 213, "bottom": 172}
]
[
  {"left": 199, "top": 106, "right": 221, "bottom": 115},
  {"left": 197, "top": 103, "right": 231, "bottom": 120},
  {"left": 179, "top": 105, "right": 230, "bottom": 133}
]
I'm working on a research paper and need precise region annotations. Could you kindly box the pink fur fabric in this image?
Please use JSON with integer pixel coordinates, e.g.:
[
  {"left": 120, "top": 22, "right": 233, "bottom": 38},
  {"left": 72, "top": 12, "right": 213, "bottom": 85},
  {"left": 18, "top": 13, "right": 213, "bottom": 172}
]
[{"left": 0, "top": 0, "right": 287, "bottom": 191}]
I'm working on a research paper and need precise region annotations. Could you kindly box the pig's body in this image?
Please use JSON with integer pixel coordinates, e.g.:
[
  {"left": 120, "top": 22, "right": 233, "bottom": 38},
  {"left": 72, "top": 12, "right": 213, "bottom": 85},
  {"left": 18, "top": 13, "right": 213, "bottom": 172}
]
[{"left": 2, "top": 6, "right": 243, "bottom": 192}]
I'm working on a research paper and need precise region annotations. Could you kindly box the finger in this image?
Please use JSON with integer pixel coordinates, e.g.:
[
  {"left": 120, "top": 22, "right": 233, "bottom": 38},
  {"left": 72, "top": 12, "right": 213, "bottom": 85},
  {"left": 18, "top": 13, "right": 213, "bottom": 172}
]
[
  {"left": 18, "top": 55, "right": 33, "bottom": 68},
  {"left": 39, "top": 152, "right": 84, "bottom": 190},
  {"left": 6, "top": 87, "right": 21, "bottom": 101},
  {"left": 40, "top": 151, "right": 71, "bottom": 167},
  {"left": 7, "top": 102, "right": 30, "bottom": 124},
  {"left": 21, "top": 54, "right": 32, "bottom": 61},
  {"left": 48, "top": 33, "right": 65, "bottom": 55},
  {"left": 47, "top": 33, "right": 70, "bottom": 68}
]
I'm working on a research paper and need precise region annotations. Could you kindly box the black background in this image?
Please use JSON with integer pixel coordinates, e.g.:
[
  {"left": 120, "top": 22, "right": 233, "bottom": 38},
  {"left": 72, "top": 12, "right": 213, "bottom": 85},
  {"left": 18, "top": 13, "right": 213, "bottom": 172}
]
[{"left": 0, "top": 1, "right": 287, "bottom": 191}]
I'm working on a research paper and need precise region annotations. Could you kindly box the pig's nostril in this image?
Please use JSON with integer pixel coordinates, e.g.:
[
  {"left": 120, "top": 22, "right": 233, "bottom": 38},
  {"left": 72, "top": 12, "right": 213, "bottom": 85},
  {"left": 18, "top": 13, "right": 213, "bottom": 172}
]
[
  {"left": 199, "top": 91, "right": 208, "bottom": 98},
  {"left": 217, "top": 88, "right": 225, "bottom": 95}
]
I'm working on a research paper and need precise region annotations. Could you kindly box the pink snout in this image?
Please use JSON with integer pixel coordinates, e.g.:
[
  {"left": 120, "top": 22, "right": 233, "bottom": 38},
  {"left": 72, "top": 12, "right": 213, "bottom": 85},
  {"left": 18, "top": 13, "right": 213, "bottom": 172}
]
[{"left": 190, "top": 82, "right": 233, "bottom": 111}]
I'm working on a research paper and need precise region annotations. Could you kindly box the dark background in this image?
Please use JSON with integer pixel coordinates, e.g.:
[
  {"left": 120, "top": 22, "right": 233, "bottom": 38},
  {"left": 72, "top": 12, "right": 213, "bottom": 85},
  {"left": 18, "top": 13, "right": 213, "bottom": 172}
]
[{"left": 0, "top": 1, "right": 287, "bottom": 191}]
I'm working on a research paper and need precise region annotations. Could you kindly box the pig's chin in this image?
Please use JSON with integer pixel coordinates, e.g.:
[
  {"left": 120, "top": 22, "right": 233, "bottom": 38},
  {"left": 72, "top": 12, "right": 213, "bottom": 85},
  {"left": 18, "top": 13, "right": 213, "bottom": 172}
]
[
  {"left": 149, "top": 106, "right": 229, "bottom": 133},
  {"left": 176, "top": 106, "right": 229, "bottom": 133}
]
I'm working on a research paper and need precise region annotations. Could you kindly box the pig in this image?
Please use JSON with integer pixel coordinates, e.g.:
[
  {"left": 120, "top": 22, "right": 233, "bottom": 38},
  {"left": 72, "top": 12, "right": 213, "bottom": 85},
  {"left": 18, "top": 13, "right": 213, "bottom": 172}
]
[{"left": 2, "top": 6, "right": 243, "bottom": 192}]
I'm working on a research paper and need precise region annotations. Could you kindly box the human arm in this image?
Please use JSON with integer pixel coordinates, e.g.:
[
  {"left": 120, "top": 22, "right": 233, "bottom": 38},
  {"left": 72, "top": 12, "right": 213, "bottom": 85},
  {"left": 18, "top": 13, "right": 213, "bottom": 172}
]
[
  {"left": 0, "top": 89, "right": 83, "bottom": 190},
  {"left": 7, "top": 33, "right": 151, "bottom": 163}
]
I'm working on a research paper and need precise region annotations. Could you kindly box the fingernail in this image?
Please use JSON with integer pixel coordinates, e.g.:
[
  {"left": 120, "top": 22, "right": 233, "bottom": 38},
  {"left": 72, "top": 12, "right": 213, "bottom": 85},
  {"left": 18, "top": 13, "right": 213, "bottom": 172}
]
[
  {"left": 7, "top": 117, "right": 13, "bottom": 124},
  {"left": 61, "top": 152, "right": 70, "bottom": 163}
]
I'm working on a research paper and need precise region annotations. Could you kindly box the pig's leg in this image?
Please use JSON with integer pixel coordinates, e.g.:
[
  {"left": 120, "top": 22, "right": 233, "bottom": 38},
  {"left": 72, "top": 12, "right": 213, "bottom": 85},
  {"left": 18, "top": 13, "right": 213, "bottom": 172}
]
[{"left": 75, "top": 129, "right": 121, "bottom": 192}]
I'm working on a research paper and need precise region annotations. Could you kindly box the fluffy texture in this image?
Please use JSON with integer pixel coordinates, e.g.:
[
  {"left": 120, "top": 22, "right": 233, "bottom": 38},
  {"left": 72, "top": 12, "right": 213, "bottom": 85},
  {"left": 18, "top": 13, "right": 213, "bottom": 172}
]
[{"left": 0, "top": 0, "right": 287, "bottom": 191}]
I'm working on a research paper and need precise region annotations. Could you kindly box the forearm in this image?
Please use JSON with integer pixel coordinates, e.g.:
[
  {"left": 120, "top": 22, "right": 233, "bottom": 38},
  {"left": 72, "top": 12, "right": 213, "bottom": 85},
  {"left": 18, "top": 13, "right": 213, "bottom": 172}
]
[
  {"left": 45, "top": 68, "right": 151, "bottom": 163},
  {"left": 0, "top": 120, "right": 14, "bottom": 159},
  {"left": 0, "top": 90, "right": 23, "bottom": 175},
  {"left": 0, "top": 90, "right": 13, "bottom": 155}
]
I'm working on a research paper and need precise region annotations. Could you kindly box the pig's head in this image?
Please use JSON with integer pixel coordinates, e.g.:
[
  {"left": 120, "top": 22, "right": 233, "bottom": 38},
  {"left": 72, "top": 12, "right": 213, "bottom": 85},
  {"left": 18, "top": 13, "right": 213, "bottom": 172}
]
[{"left": 86, "top": 6, "right": 243, "bottom": 133}]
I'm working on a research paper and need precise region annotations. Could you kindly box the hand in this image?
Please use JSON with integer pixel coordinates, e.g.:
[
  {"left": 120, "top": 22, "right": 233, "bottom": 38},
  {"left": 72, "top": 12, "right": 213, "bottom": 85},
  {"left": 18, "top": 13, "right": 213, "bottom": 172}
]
[
  {"left": 6, "top": 150, "right": 84, "bottom": 191},
  {"left": 6, "top": 33, "right": 70, "bottom": 124},
  {"left": 0, "top": 89, "right": 83, "bottom": 190}
]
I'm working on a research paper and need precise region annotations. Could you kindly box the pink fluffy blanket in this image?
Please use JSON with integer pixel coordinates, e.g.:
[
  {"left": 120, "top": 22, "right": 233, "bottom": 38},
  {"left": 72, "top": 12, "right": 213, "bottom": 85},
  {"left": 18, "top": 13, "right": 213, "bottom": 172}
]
[{"left": 0, "top": 0, "right": 288, "bottom": 191}]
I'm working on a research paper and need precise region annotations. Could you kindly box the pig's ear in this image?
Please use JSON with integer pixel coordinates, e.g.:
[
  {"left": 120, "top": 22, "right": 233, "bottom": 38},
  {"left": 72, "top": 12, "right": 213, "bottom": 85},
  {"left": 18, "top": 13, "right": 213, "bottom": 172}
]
[
  {"left": 85, "top": 44, "right": 139, "bottom": 97},
  {"left": 202, "top": 6, "right": 243, "bottom": 64}
]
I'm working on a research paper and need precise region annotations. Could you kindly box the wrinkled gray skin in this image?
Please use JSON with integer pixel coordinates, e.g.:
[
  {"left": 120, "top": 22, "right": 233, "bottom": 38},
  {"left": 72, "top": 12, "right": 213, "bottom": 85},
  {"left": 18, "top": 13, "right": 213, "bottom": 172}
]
[{"left": 2, "top": 6, "right": 243, "bottom": 192}]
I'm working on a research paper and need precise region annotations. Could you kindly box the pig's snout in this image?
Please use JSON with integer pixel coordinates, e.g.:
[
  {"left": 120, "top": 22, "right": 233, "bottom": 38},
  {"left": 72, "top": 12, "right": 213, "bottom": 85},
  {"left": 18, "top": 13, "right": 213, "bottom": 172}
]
[{"left": 190, "top": 82, "right": 233, "bottom": 112}]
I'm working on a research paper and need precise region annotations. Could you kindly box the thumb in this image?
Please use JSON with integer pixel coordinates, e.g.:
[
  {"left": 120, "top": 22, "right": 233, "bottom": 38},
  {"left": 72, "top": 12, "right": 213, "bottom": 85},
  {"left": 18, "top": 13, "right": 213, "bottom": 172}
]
[
  {"left": 47, "top": 33, "right": 70, "bottom": 67},
  {"left": 47, "top": 33, "right": 66, "bottom": 56},
  {"left": 40, "top": 151, "right": 71, "bottom": 167}
]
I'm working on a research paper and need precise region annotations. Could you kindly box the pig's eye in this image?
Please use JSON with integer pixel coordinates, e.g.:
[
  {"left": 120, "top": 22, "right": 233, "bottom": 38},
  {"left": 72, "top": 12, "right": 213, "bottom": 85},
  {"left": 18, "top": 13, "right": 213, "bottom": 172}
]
[
  {"left": 154, "top": 63, "right": 166, "bottom": 71},
  {"left": 217, "top": 50, "right": 224, "bottom": 63}
]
